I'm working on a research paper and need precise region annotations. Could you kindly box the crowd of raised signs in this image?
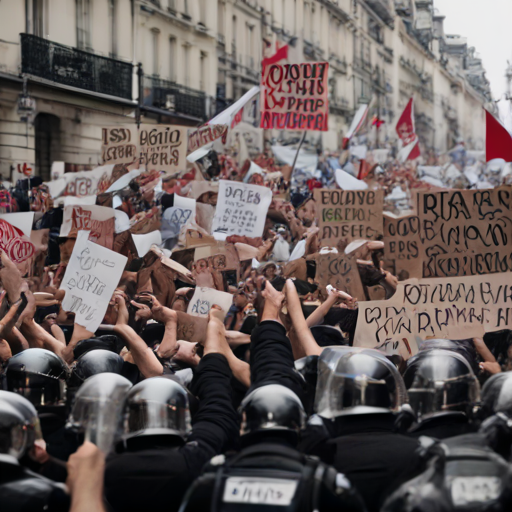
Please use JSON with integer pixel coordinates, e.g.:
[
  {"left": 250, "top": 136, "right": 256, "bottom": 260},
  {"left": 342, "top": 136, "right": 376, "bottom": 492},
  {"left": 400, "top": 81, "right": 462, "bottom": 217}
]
[{"left": 3, "top": 139, "right": 512, "bottom": 512}]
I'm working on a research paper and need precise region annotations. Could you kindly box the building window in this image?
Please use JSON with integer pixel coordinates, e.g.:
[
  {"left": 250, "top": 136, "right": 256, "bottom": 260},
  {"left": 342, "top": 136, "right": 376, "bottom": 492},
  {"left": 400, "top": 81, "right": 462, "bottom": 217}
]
[
  {"left": 35, "top": 114, "right": 61, "bottom": 182},
  {"left": 198, "top": 0, "right": 206, "bottom": 25},
  {"left": 281, "top": 0, "right": 286, "bottom": 29},
  {"left": 304, "top": 2, "right": 311, "bottom": 42},
  {"left": 108, "top": 0, "right": 117, "bottom": 56},
  {"left": 183, "top": 0, "right": 189, "bottom": 15},
  {"left": 32, "top": 0, "right": 45, "bottom": 37},
  {"left": 218, "top": 1, "right": 225, "bottom": 35},
  {"left": 76, "top": 0, "right": 91, "bottom": 50},
  {"left": 247, "top": 24, "right": 254, "bottom": 67},
  {"left": 152, "top": 29, "right": 160, "bottom": 76},
  {"left": 169, "top": 37, "right": 176, "bottom": 82},
  {"left": 200, "top": 51, "right": 207, "bottom": 91},
  {"left": 183, "top": 44, "right": 190, "bottom": 86},
  {"left": 168, "top": 0, "right": 176, "bottom": 11}
]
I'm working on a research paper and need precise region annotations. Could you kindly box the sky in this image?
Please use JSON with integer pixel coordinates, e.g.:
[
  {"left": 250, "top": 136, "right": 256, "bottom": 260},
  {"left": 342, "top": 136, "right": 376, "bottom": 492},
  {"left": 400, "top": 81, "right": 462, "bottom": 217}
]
[{"left": 434, "top": 0, "right": 512, "bottom": 125}]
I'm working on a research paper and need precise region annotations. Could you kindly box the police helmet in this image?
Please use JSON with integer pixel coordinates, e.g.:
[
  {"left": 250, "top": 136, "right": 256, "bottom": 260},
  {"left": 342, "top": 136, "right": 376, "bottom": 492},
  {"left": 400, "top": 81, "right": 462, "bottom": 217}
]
[
  {"left": 403, "top": 349, "right": 480, "bottom": 420},
  {"left": 481, "top": 373, "right": 512, "bottom": 420},
  {"left": 67, "top": 373, "right": 132, "bottom": 453},
  {"left": 315, "top": 347, "right": 407, "bottom": 418},
  {"left": 0, "top": 401, "right": 27, "bottom": 459},
  {"left": 70, "top": 349, "right": 125, "bottom": 387},
  {"left": 0, "top": 390, "right": 43, "bottom": 452},
  {"left": 4, "top": 349, "right": 68, "bottom": 408},
  {"left": 123, "top": 377, "right": 191, "bottom": 440},
  {"left": 240, "top": 384, "right": 306, "bottom": 440}
]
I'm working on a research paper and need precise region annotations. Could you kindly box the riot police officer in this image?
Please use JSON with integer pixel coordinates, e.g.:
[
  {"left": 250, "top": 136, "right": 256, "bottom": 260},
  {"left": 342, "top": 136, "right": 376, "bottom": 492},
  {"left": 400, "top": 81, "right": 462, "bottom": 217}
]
[
  {"left": 179, "top": 383, "right": 366, "bottom": 512},
  {"left": 403, "top": 348, "right": 480, "bottom": 439},
  {"left": 0, "top": 398, "right": 70, "bottom": 511},
  {"left": 104, "top": 350, "right": 239, "bottom": 512},
  {"left": 299, "top": 347, "right": 427, "bottom": 512}
]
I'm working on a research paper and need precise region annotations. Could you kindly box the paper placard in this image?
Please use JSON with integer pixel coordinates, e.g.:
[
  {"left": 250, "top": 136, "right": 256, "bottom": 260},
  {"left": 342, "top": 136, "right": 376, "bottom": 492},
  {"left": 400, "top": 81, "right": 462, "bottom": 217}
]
[
  {"left": 45, "top": 165, "right": 116, "bottom": 198},
  {"left": 101, "top": 126, "right": 139, "bottom": 166},
  {"left": 0, "top": 212, "right": 34, "bottom": 238},
  {"left": 132, "top": 231, "right": 162, "bottom": 257},
  {"left": 354, "top": 273, "right": 512, "bottom": 360},
  {"left": 314, "top": 189, "right": 384, "bottom": 246},
  {"left": 187, "top": 124, "right": 227, "bottom": 153},
  {"left": 212, "top": 180, "right": 272, "bottom": 240},
  {"left": 161, "top": 195, "right": 196, "bottom": 243},
  {"left": 187, "top": 287, "right": 233, "bottom": 319},
  {"left": 334, "top": 169, "right": 368, "bottom": 191},
  {"left": 260, "top": 62, "right": 329, "bottom": 131},
  {"left": 60, "top": 231, "right": 128, "bottom": 332},
  {"left": 0, "top": 219, "right": 35, "bottom": 264}
]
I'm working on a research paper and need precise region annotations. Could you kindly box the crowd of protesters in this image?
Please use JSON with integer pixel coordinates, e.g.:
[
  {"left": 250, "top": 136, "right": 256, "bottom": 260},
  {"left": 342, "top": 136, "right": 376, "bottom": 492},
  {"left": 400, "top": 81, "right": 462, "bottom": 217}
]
[{"left": 2, "top": 143, "right": 512, "bottom": 512}]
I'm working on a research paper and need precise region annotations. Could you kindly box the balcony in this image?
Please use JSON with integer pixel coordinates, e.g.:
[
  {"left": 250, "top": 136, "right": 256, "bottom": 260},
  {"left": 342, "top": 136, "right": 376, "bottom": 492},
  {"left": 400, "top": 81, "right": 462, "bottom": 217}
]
[
  {"left": 365, "top": 0, "right": 395, "bottom": 27},
  {"left": 329, "top": 97, "right": 351, "bottom": 116},
  {"left": 329, "top": 54, "right": 348, "bottom": 74},
  {"left": 143, "top": 76, "right": 207, "bottom": 120},
  {"left": 353, "top": 57, "right": 372, "bottom": 75},
  {"left": 20, "top": 33, "right": 133, "bottom": 100}
]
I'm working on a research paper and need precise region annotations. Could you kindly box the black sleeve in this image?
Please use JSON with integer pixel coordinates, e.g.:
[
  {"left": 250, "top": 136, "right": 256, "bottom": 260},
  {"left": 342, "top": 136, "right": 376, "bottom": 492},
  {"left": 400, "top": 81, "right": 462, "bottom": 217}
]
[
  {"left": 249, "top": 320, "right": 304, "bottom": 400},
  {"left": 187, "top": 353, "right": 239, "bottom": 455}
]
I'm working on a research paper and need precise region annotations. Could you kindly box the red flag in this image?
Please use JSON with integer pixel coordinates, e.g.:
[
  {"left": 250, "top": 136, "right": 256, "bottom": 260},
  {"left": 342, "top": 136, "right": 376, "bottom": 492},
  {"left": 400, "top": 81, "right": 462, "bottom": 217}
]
[
  {"left": 485, "top": 109, "right": 512, "bottom": 162},
  {"left": 261, "top": 44, "right": 289, "bottom": 76},
  {"left": 396, "top": 98, "right": 420, "bottom": 162}
]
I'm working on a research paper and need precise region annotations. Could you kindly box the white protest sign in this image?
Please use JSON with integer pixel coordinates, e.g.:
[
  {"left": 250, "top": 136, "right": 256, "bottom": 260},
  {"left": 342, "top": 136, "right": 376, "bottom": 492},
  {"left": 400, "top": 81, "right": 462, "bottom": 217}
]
[
  {"left": 334, "top": 169, "right": 368, "bottom": 191},
  {"left": 0, "top": 212, "right": 34, "bottom": 238},
  {"left": 44, "top": 165, "right": 115, "bottom": 198},
  {"left": 187, "top": 287, "right": 233, "bottom": 320},
  {"left": 354, "top": 273, "right": 512, "bottom": 360},
  {"left": 161, "top": 195, "right": 197, "bottom": 242},
  {"left": 174, "top": 194, "right": 196, "bottom": 221},
  {"left": 212, "top": 180, "right": 272, "bottom": 240},
  {"left": 60, "top": 205, "right": 116, "bottom": 248},
  {"left": 60, "top": 231, "right": 128, "bottom": 332},
  {"left": 132, "top": 231, "right": 163, "bottom": 257}
]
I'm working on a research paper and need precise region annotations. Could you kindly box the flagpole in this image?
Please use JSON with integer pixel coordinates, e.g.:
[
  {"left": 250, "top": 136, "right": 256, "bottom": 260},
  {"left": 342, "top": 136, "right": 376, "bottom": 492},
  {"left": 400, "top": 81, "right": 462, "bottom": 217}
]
[{"left": 291, "top": 131, "right": 307, "bottom": 176}]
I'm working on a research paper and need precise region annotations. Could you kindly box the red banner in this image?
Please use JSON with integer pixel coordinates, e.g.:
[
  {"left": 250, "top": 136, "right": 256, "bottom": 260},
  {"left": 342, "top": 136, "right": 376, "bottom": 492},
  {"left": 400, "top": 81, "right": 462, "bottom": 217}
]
[
  {"left": 396, "top": 97, "right": 420, "bottom": 161},
  {"left": 260, "top": 62, "right": 329, "bottom": 132}
]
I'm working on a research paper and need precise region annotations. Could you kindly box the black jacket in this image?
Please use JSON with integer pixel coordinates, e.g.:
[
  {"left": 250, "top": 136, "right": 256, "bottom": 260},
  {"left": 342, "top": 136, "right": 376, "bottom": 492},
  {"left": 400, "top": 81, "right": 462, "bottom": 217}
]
[
  {"left": 0, "top": 459, "right": 70, "bottom": 512},
  {"left": 300, "top": 413, "right": 426, "bottom": 512},
  {"left": 104, "top": 353, "right": 239, "bottom": 512},
  {"left": 407, "top": 413, "right": 475, "bottom": 440}
]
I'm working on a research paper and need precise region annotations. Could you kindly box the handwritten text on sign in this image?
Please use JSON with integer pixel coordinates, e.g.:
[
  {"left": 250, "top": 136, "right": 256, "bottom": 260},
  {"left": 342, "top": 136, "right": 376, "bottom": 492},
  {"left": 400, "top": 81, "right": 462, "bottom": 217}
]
[
  {"left": 417, "top": 187, "right": 512, "bottom": 278},
  {"left": 354, "top": 272, "right": 512, "bottom": 360},
  {"left": 101, "top": 127, "right": 138, "bottom": 165},
  {"left": 260, "top": 62, "right": 329, "bottom": 131},
  {"left": 314, "top": 189, "right": 384, "bottom": 246},
  {"left": 60, "top": 232, "right": 127, "bottom": 332},
  {"left": 187, "top": 287, "right": 233, "bottom": 320},
  {"left": 0, "top": 219, "right": 35, "bottom": 264},
  {"left": 212, "top": 180, "right": 272, "bottom": 240}
]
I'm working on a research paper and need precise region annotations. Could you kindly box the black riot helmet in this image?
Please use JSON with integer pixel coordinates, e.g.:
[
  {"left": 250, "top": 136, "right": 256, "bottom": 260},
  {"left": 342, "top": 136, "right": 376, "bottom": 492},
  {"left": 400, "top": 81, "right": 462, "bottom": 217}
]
[
  {"left": 0, "top": 401, "right": 27, "bottom": 459},
  {"left": 481, "top": 373, "right": 512, "bottom": 420},
  {"left": 73, "top": 335, "right": 124, "bottom": 360},
  {"left": 315, "top": 347, "right": 407, "bottom": 418},
  {"left": 239, "top": 384, "right": 306, "bottom": 444},
  {"left": 123, "top": 377, "right": 191, "bottom": 441},
  {"left": 403, "top": 349, "right": 480, "bottom": 420},
  {"left": 0, "top": 390, "right": 43, "bottom": 453},
  {"left": 4, "top": 349, "right": 68, "bottom": 409},
  {"left": 70, "top": 350, "right": 125, "bottom": 387}
]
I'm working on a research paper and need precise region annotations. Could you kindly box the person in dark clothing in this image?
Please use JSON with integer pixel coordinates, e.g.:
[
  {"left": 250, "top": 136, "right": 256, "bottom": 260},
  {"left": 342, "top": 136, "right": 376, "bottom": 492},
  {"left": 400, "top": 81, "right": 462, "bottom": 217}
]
[
  {"left": 403, "top": 348, "right": 480, "bottom": 439},
  {"left": 180, "top": 281, "right": 365, "bottom": 512},
  {"left": 298, "top": 346, "right": 426, "bottom": 512},
  {"left": 0, "top": 400, "right": 70, "bottom": 512},
  {"left": 104, "top": 310, "right": 239, "bottom": 512}
]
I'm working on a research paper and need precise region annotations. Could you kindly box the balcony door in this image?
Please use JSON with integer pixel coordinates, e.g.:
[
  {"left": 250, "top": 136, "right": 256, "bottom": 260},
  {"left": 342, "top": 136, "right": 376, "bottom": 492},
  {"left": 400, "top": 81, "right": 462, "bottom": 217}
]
[{"left": 34, "top": 114, "right": 61, "bottom": 181}]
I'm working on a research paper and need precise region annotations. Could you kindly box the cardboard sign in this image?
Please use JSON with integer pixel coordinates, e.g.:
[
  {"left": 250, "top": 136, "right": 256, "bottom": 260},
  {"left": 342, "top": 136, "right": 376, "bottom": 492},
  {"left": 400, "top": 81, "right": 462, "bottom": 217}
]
[
  {"left": 417, "top": 187, "right": 512, "bottom": 278},
  {"left": 187, "top": 286, "right": 233, "bottom": 320},
  {"left": 187, "top": 124, "right": 228, "bottom": 153},
  {"left": 185, "top": 229, "right": 217, "bottom": 248},
  {"left": 139, "top": 125, "right": 188, "bottom": 176},
  {"left": 60, "top": 205, "right": 116, "bottom": 249},
  {"left": 383, "top": 214, "right": 422, "bottom": 280},
  {"left": 260, "top": 62, "right": 329, "bottom": 131},
  {"left": 212, "top": 180, "right": 272, "bottom": 240},
  {"left": 315, "top": 251, "right": 365, "bottom": 300},
  {"left": 60, "top": 231, "right": 128, "bottom": 332},
  {"left": 0, "top": 219, "right": 35, "bottom": 264},
  {"left": 314, "top": 189, "right": 384, "bottom": 246},
  {"left": 101, "top": 126, "right": 139, "bottom": 165},
  {"left": 354, "top": 272, "right": 512, "bottom": 360}
]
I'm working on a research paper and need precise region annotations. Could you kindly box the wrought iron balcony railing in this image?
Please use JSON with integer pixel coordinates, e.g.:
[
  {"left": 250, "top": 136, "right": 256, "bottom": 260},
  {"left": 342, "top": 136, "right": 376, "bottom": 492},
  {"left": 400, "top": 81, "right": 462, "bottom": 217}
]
[
  {"left": 20, "top": 33, "right": 133, "bottom": 100},
  {"left": 143, "top": 75, "right": 207, "bottom": 120}
]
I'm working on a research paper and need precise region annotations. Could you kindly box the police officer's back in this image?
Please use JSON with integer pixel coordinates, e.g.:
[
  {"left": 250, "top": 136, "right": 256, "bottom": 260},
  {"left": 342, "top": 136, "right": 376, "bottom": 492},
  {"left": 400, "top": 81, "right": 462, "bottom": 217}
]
[
  {"left": 300, "top": 347, "right": 426, "bottom": 512},
  {"left": 403, "top": 348, "right": 480, "bottom": 439},
  {"left": 104, "top": 351, "right": 239, "bottom": 512},
  {"left": 0, "top": 396, "right": 69, "bottom": 512},
  {"left": 180, "top": 384, "right": 366, "bottom": 512}
]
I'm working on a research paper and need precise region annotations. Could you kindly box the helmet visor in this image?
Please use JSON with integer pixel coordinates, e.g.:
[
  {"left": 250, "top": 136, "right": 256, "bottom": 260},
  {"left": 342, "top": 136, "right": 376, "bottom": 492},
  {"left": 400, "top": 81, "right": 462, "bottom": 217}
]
[{"left": 6, "top": 371, "right": 66, "bottom": 407}]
